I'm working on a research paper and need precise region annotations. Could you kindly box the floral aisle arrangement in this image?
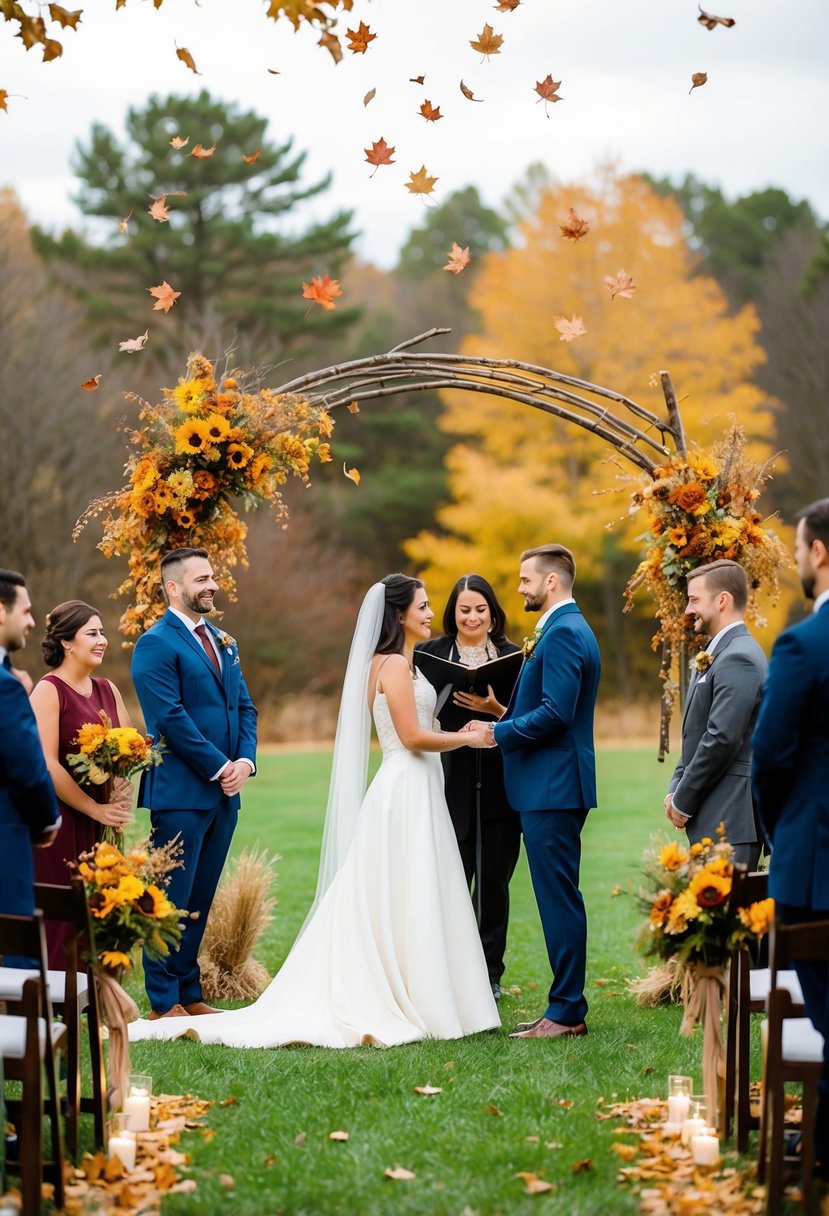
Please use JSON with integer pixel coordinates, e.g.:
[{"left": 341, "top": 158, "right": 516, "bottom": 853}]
[
  {"left": 624, "top": 423, "right": 788, "bottom": 753},
  {"left": 634, "top": 831, "right": 774, "bottom": 1128},
  {"left": 73, "top": 838, "right": 188, "bottom": 1103},
  {"left": 69, "top": 711, "right": 165, "bottom": 842},
  {"left": 75, "top": 352, "right": 334, "bottom": 639}
]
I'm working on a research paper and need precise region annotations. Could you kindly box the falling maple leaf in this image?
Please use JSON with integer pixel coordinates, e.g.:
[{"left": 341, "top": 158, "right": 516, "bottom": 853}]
[
  {"left": 148, "top": 196, "right": 171, "bottom": 222},
  {"left": 191, "top": 143, "right": 217, "bottom": 159},
  {"left": 48, "top": 4, "right": 83, "bottom": 27},
  {"left": 346, "top": 21, "right": 376, "bottom": 54},
  {"left": 243, "top": 149, "right": 261, "bottom": 164},
  {"left": 363, "top": 87, "right": 376, "bottom": 106},
  {"left": 175, "top": 44, "right": 199, "bottom": 74},
  {"left": 406, "top": 165, "right": 438, "bottom": 197},
  {"left": 318, "top": 31, "right": 343, "bottom": 62},
  {"left": 169, "top": 134, "right": 189, "bottom": 149},
  {"left": 384, "top": 1167, "right": 416, "bottom": 1181},
  {"left": 559, "top": 207, "right": 590, "bottom": 241},
  {"left": 80, "top": 375, "right": 101, "bottom": 391},
  {"left": 148, "top": 281, "right": 182, "bottom": 313},
  {"left": 443, "top": 243, "right": 471, "bottom": 274},
  {"left": 364, "top": 138, "right": 396, "bottom": 176},
  {"left": 409, "top": 74, "right": 425, "bottom": 85},
  {"left": 419, "top": 100, "right": 442, "bottom": 122},
  {"left": 604, "top": 269, "right": 636, "bottom": 300},
  {"left": 459, "top": 80, "right": 483, "bottom": 102},
  {"left": 689, "top": 71, "right": 708, "bottom": 93},
  {"left": 470, "top": 23, "right": 503, "bottom": 58},
  {"left": 118, "top": 329, "right": 149, "bottom": 354},
  {"left": 697, "top": 8, "right": 735, "bottom": 29},
  {"left": 328, "top": 1130, "right": 350, "bottom": 1141},
  {"left": 515, "top": 1173, "right": 556, "bottom": 1195},
  {"left": 0, "top": 90, "right": 9, "bottom": 112},
  {"left": 343, "top": 464, "right": 361, "bottom": 486},
  {"left": 535, "top": 74, "right": 563, "bottom": 110},
  {"left": 554, "top": 315, "right": 587, "bottom": 342},
  {"left": 494, "top": 0, "right": 521, "bottom": 8},
  {"left": 118, "top": 208, "right": 133, "bottom": 234},
  {"left": 413, "top": 1085, "right": 443, "bottom": 1096},
  {"left": 302, "top": 275, "right": 343, "bottom": 311}
]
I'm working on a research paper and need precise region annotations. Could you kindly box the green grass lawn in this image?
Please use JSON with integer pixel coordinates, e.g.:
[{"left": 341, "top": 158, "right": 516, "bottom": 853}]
[{"left": 119, "top": 749, "right": 723, "bottom": 1215}]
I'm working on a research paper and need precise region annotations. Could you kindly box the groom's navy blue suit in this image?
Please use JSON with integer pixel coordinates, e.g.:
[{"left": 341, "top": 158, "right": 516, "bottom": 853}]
[
  {"left": 494, "top": 602, "right": 600, "bottom": 1025},
  {"left": 132, "top": 611, "right": 257, "bottom": 1012}
]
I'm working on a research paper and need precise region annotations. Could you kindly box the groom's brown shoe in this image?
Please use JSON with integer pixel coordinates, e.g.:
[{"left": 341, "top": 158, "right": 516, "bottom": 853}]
[
  {"left": 148, "top": 1003, "right": 189, "bottom": 1020},
  {"left": 509, "top": 1017, "right": 587, "bottom": 1040},
  {"left": 514, "top": 1015, "right": 545, "bottom": 1033},
  {"left": 183, "top": 1001, "right": 223, "bottom": 1015}
]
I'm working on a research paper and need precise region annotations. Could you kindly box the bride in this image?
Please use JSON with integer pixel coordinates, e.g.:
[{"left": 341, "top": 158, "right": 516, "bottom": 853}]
[{"left": 130, "top": 574, "right": 501, "bottom": 1048}]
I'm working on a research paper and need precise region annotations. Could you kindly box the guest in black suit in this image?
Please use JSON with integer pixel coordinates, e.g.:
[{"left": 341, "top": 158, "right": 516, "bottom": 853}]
[{"left": 417, "top": 575, "right": 520, "bottom": 999}]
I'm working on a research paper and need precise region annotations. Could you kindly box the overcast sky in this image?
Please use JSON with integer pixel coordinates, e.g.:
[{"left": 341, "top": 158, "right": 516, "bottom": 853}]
[{"left": 2, "top": 0, "right": 827, "bottom": 267}]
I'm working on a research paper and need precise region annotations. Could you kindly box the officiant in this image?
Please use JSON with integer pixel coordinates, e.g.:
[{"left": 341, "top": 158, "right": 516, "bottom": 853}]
[{"left": 415, "top": 574, "right": 521, "bottom": 999}]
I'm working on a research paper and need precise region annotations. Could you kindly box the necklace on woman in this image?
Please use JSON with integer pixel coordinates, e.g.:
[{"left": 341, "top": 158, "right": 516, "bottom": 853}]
[{"left": 59, "top": 673, "right": 94, "bottom": 698}]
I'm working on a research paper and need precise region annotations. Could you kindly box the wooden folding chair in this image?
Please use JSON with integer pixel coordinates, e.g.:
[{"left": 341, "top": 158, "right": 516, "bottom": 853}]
[
  {"left": 0, "top": 881, "right": 107, "bottom": 1157},
  {"left": 759, "top": 917, "right": 828, "bottom": 1216},
  {"left": 723, "top": 867, "right": 805, "bottom": 1150},
  {"left": 0, "top": 910, "right": 67, "bottom": 1216}
]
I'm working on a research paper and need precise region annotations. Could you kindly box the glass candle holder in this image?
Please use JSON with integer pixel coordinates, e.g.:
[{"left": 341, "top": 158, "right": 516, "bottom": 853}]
[
  {"left": 680, "top": 1097, "right": 709, "bottom": 1146},
  {"left": 124, "top": 1074, "right": 152, "bottom": 1132},
  {"left": 665, "top": 1074, "right": 693, "bottom": 1128},
  {"left": 107, "top": 1112, "right": 137, "bottom": 1171}
]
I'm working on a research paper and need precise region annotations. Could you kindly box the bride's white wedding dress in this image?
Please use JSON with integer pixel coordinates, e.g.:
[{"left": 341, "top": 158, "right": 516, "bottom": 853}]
[{"left": 130, "top": 675, "right": 500, "bottom": 1048}]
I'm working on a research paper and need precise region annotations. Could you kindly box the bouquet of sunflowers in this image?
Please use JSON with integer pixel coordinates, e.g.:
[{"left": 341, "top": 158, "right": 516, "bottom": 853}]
[
  {"left": 636, "top": 831, "right": 774, "bottom": 969},
  {"left": 74, "top": 837, "right": 187, "bottom": 976},
  {"left": 68, "top": 710, "right": 165, "bottom": 788}
]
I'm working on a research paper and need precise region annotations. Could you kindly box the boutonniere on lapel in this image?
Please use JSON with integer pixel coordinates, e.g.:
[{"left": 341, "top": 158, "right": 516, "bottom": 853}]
[
  {"left": 522, "top": 626, "right": 543, "bottom": 660},
  {"left": 692, "top": 650, "right": 713, "bottom": 675},
  {"left": 216, "top": 632, "right": 239, "bottom": 664}
]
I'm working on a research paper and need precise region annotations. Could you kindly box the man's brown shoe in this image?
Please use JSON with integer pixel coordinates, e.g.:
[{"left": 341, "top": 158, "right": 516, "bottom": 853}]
[
  {"left": 509, "top": 1017, "right": 588, "bottom": 1040},
  {"left": 514, "top": 1016, "right": 545, "bottom": 1033},
  {"left": 183, "top": 1001, "right": 223, "bottom": 1015},
  {"left": 148, "top": 1003, "right": 188, "bottom": 1020}
]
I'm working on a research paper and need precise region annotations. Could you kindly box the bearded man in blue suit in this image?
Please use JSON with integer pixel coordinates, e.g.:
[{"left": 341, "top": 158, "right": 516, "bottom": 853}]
[
  {"left": 131, "top": 548, "right": 257, "bottom": 1019},
  {"left": 467, "top": 543, "right": 601, "bottom": 1039},
  {"left": 753, "top": 498, "right": 829, "bottom": 1172}
]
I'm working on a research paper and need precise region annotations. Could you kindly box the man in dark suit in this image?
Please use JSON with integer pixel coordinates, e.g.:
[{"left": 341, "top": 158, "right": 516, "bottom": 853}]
[
  {"left": 665, "top": 559, "right": 767, "bottom": 866},
  {"left": 753, "top": 497, "right": 829, "bottom": 1170},
  {"left": 131, "top": 548, "right": 257, "bottom": 1019},
  {"left": 469, "top": 543, "right": 601, "bottom": 1038},
  {"left": 0, "top": 568, "right": 60, "bottom": 922}
]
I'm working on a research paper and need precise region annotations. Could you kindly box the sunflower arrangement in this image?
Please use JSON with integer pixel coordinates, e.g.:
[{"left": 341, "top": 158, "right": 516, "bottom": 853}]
[
  {"left": 72, "top": 837, "right": 188, "bottom": 976},
  {"left": 68, "top": 710, "right": 164, "bottom": 788},
  {"left": 636, "top": 830, "right": 774, "bottom": 969},
  {"left": 75, "top": 352, "right": 334, "bottom": 639},
  {"left": 625, "top": 423, "right": 788, "bottom": 654}
]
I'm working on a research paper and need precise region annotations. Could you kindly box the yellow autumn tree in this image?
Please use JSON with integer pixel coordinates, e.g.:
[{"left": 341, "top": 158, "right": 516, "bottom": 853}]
[{"left": 406, "top": 169, "right": 793, "bottom": 697}]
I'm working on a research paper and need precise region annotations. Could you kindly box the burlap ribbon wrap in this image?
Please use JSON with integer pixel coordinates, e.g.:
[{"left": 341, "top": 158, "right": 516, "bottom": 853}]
[
  {"left": 679, "top": 961, "right": 728, "bottom": 1131},
  {"left": 96, "top": 970, "right": 140, "bottom": 1109}
]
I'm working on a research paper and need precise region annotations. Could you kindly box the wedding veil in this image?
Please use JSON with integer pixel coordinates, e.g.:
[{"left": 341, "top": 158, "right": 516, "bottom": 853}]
[{"left": 297, "top": 581, "right": 385, "bottom": 935}]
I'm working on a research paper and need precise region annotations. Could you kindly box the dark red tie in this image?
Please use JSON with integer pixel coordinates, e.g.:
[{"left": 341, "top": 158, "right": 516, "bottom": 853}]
[{"left": 195, "top": 623, "right": 221, "bottom": 675}]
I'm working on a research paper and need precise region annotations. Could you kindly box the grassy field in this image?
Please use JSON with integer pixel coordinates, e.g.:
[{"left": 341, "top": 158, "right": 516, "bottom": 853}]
[{"left": 118, "top": 748, "right": 724, "bottom": 1215}]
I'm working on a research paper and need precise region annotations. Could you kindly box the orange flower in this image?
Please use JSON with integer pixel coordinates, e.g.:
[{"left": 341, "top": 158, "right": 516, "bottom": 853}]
[
  {"left": 669, "top": 482, "right": 709, "bottom": 514},
  {"left": 650, "top": 890, "right": 673, "bottom": 926}
]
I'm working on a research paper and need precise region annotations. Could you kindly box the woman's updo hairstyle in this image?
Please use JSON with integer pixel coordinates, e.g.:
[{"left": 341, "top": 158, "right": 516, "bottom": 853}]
[
  {"left": 375, "top": 574, "right": 424, "bottom": 655},
  {"left": 42, "top": 600, "right": 101, "bottom": 668}
]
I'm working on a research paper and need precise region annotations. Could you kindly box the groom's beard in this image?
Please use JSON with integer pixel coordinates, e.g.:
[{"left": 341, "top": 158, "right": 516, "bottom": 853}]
[
  {"left": 800, "top": 571, "right": 816, "bottom": 600},
  {"left": 523, "top": 592, "right": 545, "bottom": 612},
  {"left": 182, "top": 589, "right": 215, "bottom": 615}
]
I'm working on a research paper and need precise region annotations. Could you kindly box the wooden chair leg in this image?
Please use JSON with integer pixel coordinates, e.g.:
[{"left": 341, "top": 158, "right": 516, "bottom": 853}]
[
  {"left": 735, "top": 1008, "right": 753, "bottom": 1152},
  {"left": 766, "top": 1076, "right": 786, "bottom": 1216},
  {"left": 44, "top": 1039, "right": 66, "bottom": 1210},
  {"left": 64, "top": 1009, "right": 81, "bottom": 1158},
  {"left": 724, "top": 960, "right": 738, "bottom": 1139},
  {"left": 20, "top": 1063, "right": 43, "bottom": 1216},
  {"left": 800, "top": 1076, "right": 818, "bottom": 1216},
  {"left": 85, "top": 989, "right": 108, "bottom": 1149}
]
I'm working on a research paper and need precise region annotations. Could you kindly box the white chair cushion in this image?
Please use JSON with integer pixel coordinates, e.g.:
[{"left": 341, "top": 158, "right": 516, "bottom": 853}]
[
  {"left": 0, "top": 1013, "right": 65, "bottom": 1058},
  {"left": 761, "top": 1016, "right": 825, "bottom": 1064},
  {"left": 750, "top": 967, "right": 804, "bottom": 1005},
  {"left": 0, "top": 966, "right": 87, "bottom": 1005}
]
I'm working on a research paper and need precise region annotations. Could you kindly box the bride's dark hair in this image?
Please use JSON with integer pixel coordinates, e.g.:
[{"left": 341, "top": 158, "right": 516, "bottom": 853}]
[{"left": 376, "top": 574, "right": 424, "bottom": 655}]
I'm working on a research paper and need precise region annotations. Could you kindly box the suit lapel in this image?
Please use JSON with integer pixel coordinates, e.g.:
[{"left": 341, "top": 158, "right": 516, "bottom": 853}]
[
  {"left": 682, "top": 623, "right": 749, "bottom": 724},
  {"left": 508, "top": 603, "right": 580, "bottom": 712},
  {"left": 164, "top": 611, "right": 225, "bottom": 686}
]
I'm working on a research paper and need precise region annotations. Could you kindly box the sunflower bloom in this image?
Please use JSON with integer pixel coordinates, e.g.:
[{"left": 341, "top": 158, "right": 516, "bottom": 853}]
[
  {"left": 650, "top": 890, "right": 673, "bottom": 927},
  {"left": 739, "top": 897, "right": 775, "bottom": 937},
  {"left": 101, "top": 950, "right": 132, "bottom": 972},
  {"left": 171, "top": 379, "right": 206, "bottom": 414},
  {"left": 227, "top": 442, "right": 254, "bottom": 469},
  {"left": 659, "top": 841, "right": 689, "bottom": 871},
  {"left": 135, "top": 884, "right": 174, "bottom": 919},
  {"left": 689, "top": 867, "right": 731, "bottom": 908},
  {"left": 174, "top": 419, "right": 212, "bottom": 455},
  {"left": 666, "top": 889, "right": 700, "bottom": 934},
  {"left": 203, "top": 413, "right": 231, "bottom": 443}
]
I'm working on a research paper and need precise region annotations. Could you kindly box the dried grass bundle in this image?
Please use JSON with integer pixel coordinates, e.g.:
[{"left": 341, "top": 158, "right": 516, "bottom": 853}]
[
  {"left": 199, "top": 847, "right": 279, "bottom": 1000},
  {"left": 626, "top": 957, "right": 683, "bottom": 1007}
]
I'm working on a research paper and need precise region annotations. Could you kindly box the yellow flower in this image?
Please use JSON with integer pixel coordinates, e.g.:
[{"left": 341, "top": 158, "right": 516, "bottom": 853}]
[
  {"left": 739, "top": 897, "right": 775, "bottom": 937},
  {"left": 76, "top": 722, "right": 108, "bottom": 755},
  {"left": 132, "top": 457, "right": 159, "bottom": 492},
  {"left": 688, "top": 867, "right": 731, "bottom": 908},
  {"left": 115, "top": 874, "right": 145, "bottom": 904},
  {"left": 135, "top": 884, "right": 174, "bottom": 919},
  {"left": 667, "top": 527, "right": 688, "bottom": 549},
  {"left": 153, "top": 483, "right": 175, "bottom": 513},
  {"left": 171, "top": 378, "right": 206, "bottom": 415},
  {"left": 689, "top": 842, "right": 704, "bottom": 858},
  {"left": 95, "top": 842, "right": 126, "bottom": 869},
  {"left": 203, "top": 413, "right": 231, "bottom": 443},
  {"left": 666, "top": 889, "right": 700, "bottom": 933},
  {"left": 174, "top": 418, "right": 212, "bottom": 455},
  {"left": 227, "top": 442, "right": 254, "bottom": 469},
  {"left": 101, "top": 950, "right": 132, "bottom": 972},
  {"left": 688, "top": 452, "right": 721, "bottom": 482},
  {"left": 650, "top": 890, "right": 673, "bottom": 926},
  {"left": 107, "top": 727, "right": 148, "bottom": 758},
  {"left": 658, "top": 842, "right": 689, "bottom": 871}
]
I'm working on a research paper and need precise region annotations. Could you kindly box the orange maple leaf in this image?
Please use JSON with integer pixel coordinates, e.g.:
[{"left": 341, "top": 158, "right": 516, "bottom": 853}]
[
  {"left": 0, "top": 90, "right": 9, "bottom": 112},
  {"left": 554, "top": 314, "right": 587, "bottom": 342},
  {"left": 470, "top": 23, "right": 503, "bottom": 58},
  {"left": 365, "top": 138, "right": 396, "bottom": 177},
  {"left": 169, "top": 134, "right": 189, "bottom": 149},
  {"left": 406, "top": 165, "right": 438, "bottom": 197},
  {"left": 343, "top": 464, "right": 361, "bottom": 486},
  {"left": 698, "top": 9, "right": 735, "bottom": 29},
  {"left": 419, "top": 100, "right": 442, "bottom": 122},
  {"left": 48, "top": 4, "right": 82, "bottom": 29},
  {"left": 459, "top": 80, "right": 483, "bottom": 102},
  {"left": 243, "top": 149, "right": 261, "bottom": 164},
  {"left": 535, "top": 75, "right": 563, "bottom": 108},
  {"left": 443, "top": 243, "right": 471, "bottom": 274},
  {"left": 148, "top": 281, "right": 182, "bottom": 313},
  {"left": 604, "top": 269, "right": 636, "bottom": 300},
  {"left": 118, "top": 329, "right": 149, "bottom": 354},
  {"left": 689, "top": 72, "right": 708, "bottom": 93},
  {"left": 494, "top": 0, "right": 521, "bottom": 8},
  {"left": 409, "top": 74, "right": 425, "bottom": 85},
  {"left": 191, "top": 143, "right": 216, "bottom": 158},
  {"left": 559, "top": 207, "right": 590, "bottom": 241},
  {"left": 302, "top": 275, "right": 343, "bottom": 312},
  {"left": 318, "top": 31, "right": 343, "bottom": 63},
  {"left": 175, "top": 44, "right": 199, "bottom": 74},
  {"left": 80, "top": 374, "right": 101, "bottom": 391},
  {"left": 346, "top": 21, "right": 376, "bottom": 54}
]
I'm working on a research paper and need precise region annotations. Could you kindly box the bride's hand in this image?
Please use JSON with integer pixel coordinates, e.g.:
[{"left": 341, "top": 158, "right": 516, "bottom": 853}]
[{"left": 463, "top": 724, "right": 494, "bottom": 749}]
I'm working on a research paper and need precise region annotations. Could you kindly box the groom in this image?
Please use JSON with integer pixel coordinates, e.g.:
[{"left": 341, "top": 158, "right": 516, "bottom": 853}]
[
  {"left": 468, "top": 543, "right": 601, "bottom": 1038},
  {"left": 132, "top": 547, "right": 258, "bottom": 1018}
]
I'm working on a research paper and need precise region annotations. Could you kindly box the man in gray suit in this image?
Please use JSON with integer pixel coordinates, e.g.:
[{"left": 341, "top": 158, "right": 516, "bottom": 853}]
[{"left": 664, "top": 559, "right": 767, "bottom": 867}]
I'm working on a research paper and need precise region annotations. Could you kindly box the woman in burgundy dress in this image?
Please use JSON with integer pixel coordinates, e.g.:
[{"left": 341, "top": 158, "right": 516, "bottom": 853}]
[{"left": 29, "top": 600, "right": 134, "bottom": 967}]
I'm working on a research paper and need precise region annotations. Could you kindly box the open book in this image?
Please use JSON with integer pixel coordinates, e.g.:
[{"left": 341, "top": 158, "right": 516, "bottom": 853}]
[{"left": 413, "top": 648, "right": 523, "bottom": 717}]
